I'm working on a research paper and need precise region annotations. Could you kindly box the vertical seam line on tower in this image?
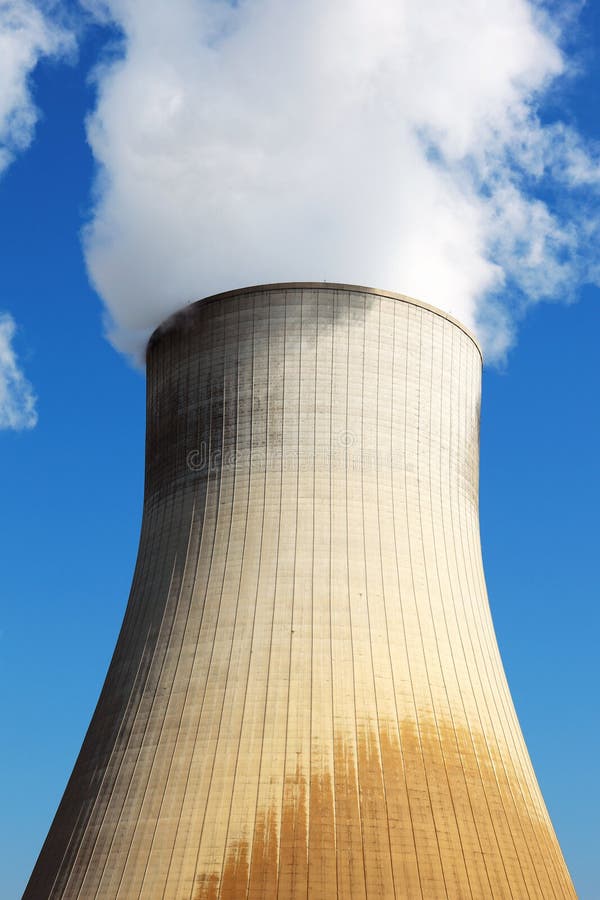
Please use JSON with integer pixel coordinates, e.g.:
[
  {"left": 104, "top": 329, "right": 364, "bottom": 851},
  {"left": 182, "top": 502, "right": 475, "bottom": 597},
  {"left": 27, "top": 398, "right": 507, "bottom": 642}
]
[{"left": 417, "top": 309, "right": 474, "bottom": 898}]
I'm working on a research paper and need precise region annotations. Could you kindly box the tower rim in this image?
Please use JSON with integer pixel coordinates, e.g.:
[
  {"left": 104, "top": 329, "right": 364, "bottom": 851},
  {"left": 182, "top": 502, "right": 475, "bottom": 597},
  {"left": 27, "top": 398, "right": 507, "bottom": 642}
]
[{"left": 147, "top": 281, "right": 483, "bottom": 362}]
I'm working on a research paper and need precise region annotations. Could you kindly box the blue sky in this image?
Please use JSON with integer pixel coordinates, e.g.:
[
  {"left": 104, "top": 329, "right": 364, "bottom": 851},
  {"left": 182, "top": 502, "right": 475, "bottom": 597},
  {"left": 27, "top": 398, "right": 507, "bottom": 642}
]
[{"left": 1, "top": 2, "right": 599, "bottom": 897}]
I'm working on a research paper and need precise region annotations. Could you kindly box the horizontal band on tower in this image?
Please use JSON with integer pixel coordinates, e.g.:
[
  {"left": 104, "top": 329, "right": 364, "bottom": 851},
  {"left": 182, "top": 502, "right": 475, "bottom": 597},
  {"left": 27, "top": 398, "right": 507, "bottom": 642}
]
[{"left": 147, "top": 282, "right": 483, "bottom": 362}]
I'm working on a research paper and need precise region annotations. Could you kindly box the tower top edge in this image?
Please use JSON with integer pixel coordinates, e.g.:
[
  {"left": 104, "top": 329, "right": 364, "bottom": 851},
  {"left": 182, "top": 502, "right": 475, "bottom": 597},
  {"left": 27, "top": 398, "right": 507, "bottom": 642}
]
[{"left": 147, "top": 282, "right": 483, "bottom": 361}]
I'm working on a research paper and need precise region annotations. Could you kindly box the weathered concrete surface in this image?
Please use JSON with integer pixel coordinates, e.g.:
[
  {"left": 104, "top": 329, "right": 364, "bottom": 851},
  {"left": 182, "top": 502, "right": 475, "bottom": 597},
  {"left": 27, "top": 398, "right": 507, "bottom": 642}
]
[{"left": 25, "top": 284, "right": 575, "bottom": 899}]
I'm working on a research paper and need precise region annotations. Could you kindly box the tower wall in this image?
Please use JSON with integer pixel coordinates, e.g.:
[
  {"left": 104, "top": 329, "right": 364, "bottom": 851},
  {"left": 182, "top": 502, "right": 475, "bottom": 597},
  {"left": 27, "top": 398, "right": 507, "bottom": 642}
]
[{"left": 25, "top": 284, "right": 575, "bottom": 899}]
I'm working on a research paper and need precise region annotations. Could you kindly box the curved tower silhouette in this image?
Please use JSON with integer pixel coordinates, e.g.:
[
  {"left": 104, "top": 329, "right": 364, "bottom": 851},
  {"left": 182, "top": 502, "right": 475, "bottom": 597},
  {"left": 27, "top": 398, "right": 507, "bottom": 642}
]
[{"left": 26, "top": 284, "right": 574, "bottom": 898}]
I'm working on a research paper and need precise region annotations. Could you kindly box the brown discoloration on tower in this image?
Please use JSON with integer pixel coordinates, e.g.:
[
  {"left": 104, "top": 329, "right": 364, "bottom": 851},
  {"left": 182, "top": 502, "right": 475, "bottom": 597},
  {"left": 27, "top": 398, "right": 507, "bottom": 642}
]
[
  {"left": 278, "top": 764, "right": 308, "bottom": 899},
  {"left": 26, "top": 284, "right": 574, "bottom": 899},
  {"left": 191, "top": 719, "right": 572, "bottom": 899}
]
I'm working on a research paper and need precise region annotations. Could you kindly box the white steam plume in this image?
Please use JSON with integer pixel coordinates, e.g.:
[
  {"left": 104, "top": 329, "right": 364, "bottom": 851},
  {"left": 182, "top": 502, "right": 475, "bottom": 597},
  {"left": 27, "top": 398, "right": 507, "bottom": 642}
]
[
  {"left": 0, "top": 0, "right": 74, "bottom": 429},
  {"left": 83, "top": 0, "right": 600, "bottom": 362}
]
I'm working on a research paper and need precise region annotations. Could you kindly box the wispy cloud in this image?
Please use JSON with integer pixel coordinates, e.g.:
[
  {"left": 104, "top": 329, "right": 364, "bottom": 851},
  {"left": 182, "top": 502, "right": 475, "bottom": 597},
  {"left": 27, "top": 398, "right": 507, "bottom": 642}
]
[
  {"left": 0, "top": 313, "right": 37, "bottom": 430},
  {"left": 80, "top": 0, "right": 600, "bottom": 363},
  {"left": 0, "top": 0, "right": 74, "bottom": 429},
  {"left": 0, "top": 0, "right": 74, "bottom": 171}
]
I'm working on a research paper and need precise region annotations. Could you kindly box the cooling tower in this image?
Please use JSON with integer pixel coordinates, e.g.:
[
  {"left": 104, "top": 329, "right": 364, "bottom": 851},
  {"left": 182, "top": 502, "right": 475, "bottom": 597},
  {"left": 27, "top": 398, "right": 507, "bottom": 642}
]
[{"left": 26, "top": 283, "right": 574, "bottom": 899}]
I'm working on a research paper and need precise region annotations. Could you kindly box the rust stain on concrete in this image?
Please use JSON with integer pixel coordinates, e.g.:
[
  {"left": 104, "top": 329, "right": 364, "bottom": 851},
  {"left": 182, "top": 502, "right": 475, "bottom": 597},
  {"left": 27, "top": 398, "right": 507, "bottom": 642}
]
[{"left": 194, "top": 717, "right": 574, "bottom": 899}]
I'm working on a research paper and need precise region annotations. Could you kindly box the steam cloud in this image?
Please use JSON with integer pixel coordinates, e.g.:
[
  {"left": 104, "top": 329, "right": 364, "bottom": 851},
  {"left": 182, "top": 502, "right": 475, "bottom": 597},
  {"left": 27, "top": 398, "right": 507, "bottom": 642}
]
[
  {"left": 78, "top": 3, "right": 600, "bottom": 360},
  {"left": 0, "top": 0, "right": 73, "bottom": 429}
]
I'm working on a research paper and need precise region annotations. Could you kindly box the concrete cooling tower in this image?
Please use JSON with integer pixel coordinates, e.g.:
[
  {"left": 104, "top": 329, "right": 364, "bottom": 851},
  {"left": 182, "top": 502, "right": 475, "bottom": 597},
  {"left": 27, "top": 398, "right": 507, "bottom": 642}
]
[{"left": 25, "top": 283, "right": 575, "bottom": 899}]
